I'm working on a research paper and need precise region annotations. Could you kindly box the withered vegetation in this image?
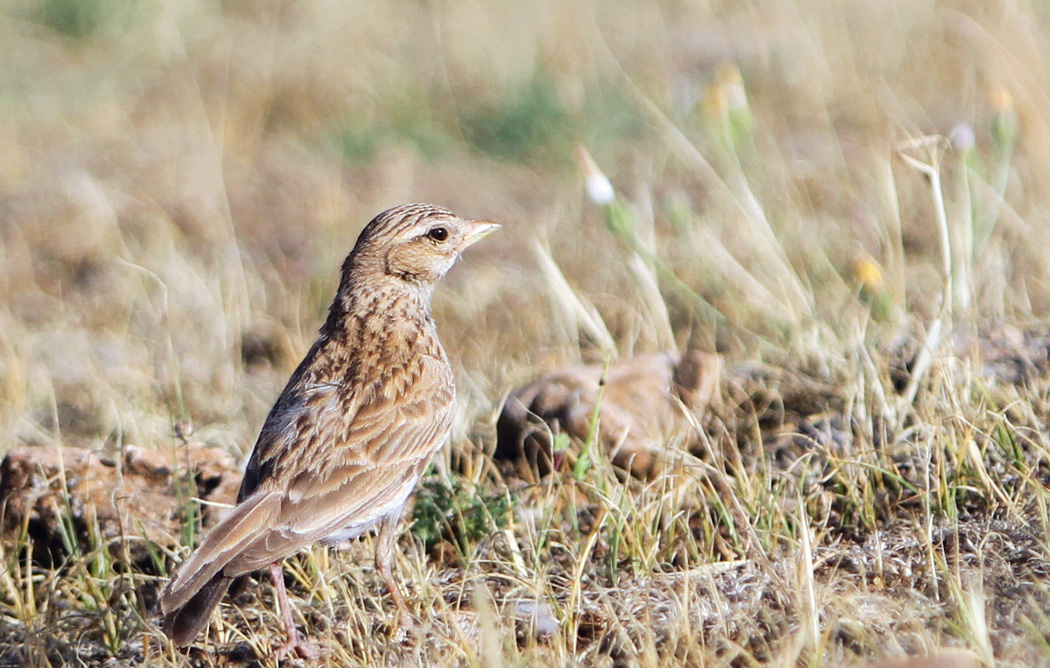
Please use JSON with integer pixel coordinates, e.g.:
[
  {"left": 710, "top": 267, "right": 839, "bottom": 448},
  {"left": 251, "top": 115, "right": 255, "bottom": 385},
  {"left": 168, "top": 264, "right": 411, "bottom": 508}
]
[{"left": 1, "top": 1, "right": 1049, "bottom": 666}]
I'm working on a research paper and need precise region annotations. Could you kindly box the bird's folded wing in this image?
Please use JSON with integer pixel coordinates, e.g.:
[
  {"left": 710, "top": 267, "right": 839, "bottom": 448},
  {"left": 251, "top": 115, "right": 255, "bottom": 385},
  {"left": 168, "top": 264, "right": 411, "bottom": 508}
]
[
  {"left": 227, "top": 460, "right": 419, "bottom": 573},
  {"left": 161, "top": 491, "right": 281, "bottom": 612},
  {"left": 228, "top": 387, "right": 455, "bottom": 573}
]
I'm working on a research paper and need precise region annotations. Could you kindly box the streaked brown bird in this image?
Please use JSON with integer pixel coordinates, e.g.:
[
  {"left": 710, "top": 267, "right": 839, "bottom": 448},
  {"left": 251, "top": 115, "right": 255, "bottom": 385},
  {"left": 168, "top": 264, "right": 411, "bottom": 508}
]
[{"left": 159, "top": 203, "right": 499, "bottom": 659}]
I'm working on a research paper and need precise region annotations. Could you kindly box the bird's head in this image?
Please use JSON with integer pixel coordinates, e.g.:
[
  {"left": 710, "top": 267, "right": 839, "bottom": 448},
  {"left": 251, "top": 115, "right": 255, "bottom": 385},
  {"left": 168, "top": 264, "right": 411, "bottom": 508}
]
[{"left": 349, "top": 203, "right": 500, "bottom": 287}]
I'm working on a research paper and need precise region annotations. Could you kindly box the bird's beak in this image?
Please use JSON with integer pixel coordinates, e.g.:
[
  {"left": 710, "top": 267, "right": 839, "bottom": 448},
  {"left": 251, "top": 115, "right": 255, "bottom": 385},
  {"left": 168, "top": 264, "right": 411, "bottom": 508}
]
[{"left": 461, "top": 220, "right": 501, "bottom": 248}]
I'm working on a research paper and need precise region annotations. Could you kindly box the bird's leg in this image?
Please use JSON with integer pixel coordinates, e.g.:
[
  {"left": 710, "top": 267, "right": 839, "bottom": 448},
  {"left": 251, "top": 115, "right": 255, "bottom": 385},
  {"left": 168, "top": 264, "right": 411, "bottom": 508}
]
[
  {"left": 270, "top": 562, "right": 319, "bottom": 661},
  {"left": 375, "top": 514, "right": 411, "bottom": 627}
]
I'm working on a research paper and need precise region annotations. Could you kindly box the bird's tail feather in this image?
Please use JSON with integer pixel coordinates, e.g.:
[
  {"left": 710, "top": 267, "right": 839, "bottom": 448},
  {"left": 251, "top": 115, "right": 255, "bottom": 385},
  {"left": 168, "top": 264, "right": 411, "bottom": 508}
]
[
  {"left": 159, "top": 491, "right": 281, "bottom": 644},
  {"left": 161, "top": 574, "right": 233, "bottom": 645}
]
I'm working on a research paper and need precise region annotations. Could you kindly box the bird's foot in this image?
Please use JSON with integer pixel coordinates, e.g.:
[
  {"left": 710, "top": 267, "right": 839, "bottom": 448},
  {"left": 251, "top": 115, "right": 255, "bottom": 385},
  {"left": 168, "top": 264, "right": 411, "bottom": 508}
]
[
  {"left": 370, "top": 600, "right": 415, "bottom": 642},
  {"left": 393, "top": 610, "right": 417, "bottom": 641},
  {"left": 273, "top": 628, "right": 319, "bottom": 663}
]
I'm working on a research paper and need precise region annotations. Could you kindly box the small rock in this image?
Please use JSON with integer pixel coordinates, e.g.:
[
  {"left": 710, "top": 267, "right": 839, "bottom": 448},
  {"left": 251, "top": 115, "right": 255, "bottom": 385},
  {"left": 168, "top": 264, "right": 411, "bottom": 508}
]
[
  {"left": 495, "top": 351, "right": 721, "bottom": 479},
  {"left": 861, "top": 650, "right": 978, "bottom": 668},
  {"left": 512, "top": 599, "right": 560, "bottom": 638},
  {"left": 0, "top": 443, "right": 241, "bottom": 569}
]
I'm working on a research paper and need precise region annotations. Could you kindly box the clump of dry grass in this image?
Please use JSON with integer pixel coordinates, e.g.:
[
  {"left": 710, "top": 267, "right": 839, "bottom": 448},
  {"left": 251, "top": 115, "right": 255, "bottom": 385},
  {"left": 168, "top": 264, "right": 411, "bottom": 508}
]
[{"left": 2, "top": 0, "right": 1050, "bottom": 666}]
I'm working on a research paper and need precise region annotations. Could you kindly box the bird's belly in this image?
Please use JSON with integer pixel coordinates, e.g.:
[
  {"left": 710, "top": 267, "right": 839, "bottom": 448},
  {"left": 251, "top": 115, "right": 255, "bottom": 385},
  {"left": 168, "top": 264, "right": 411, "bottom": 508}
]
[
  {"left": 317, "top": 477, "right": 419, "bottom": 547},
  {"left": 320, "top": 524, "right": 370, "bottom": 545}
]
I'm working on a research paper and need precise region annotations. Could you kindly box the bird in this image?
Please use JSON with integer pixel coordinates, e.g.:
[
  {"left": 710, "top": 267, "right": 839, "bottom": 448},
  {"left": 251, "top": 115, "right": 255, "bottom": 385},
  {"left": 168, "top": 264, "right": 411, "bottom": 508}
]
[{"left": 159, "top": 203, "right": 499, "bottom": 660}]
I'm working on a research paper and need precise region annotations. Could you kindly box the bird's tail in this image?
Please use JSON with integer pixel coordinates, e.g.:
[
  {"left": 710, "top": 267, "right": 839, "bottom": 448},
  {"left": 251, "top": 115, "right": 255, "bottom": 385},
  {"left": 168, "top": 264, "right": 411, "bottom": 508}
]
[
  {"left": 158, "top": 491, "right": 281, "bottom": 645},
  {"left": 161, "top": 574, "right": 233, "bottom": 645}
]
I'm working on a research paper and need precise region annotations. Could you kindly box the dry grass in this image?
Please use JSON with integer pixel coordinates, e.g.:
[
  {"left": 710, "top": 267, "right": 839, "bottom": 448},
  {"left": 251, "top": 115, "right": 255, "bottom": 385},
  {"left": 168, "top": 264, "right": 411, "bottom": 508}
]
[{"left": 2, "top": 0, "right": 1050, "bottom": 666}]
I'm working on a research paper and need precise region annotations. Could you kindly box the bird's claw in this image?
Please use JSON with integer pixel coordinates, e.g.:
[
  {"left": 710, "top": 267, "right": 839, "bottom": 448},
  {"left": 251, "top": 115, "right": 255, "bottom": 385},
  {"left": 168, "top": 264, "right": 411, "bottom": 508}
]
[{"left": 274, "top": 630, "right": 319, "bottom": 663}]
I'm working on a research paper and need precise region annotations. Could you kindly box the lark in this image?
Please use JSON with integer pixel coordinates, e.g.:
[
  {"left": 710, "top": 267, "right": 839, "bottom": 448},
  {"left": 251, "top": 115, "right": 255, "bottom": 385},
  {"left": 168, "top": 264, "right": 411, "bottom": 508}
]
[{"left": 159, "top": 203, "right": 499, "bottom": 659}]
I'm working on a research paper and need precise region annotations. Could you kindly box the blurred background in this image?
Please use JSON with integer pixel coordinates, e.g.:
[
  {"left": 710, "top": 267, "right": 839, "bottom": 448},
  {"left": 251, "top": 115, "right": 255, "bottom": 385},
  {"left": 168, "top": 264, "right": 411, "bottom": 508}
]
[{"left": 1, "top": 0, "right": 1048, "bottom": 458}]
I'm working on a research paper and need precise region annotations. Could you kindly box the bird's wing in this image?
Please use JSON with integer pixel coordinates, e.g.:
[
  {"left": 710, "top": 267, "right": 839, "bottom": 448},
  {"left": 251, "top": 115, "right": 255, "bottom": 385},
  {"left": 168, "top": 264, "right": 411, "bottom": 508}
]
[
  {"left": 227, "top": 353, "right": 455, "bottom": 573},
  {"left": 237, "top": 338, "right": 337, "bottom": 502},
  {"left": 161, "top": 490, "right": 282, "bottom": 611}
]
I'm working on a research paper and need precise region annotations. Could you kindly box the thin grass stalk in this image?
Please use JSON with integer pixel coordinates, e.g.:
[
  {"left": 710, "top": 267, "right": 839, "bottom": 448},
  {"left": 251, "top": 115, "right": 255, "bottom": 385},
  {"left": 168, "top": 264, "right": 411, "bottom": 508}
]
[
  {"left": 531, "top": 240, "right": 617, "bottom": 357},
  {"left": 897, "top": 137, "right": 955, "bottom": 414}
]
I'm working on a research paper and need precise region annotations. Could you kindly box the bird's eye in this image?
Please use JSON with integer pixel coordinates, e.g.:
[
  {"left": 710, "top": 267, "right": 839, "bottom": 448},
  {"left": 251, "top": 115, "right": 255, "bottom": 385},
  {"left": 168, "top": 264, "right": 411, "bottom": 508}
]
[{"left": 426, "top": 226, "right": 449, "bottom": 242}]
